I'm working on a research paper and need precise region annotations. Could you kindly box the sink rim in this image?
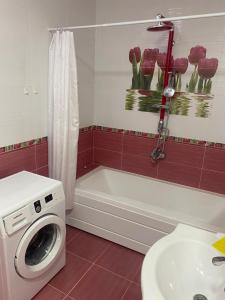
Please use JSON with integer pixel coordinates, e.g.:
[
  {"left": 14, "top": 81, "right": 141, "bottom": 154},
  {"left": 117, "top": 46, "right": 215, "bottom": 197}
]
[{"left": 141, "top": 224, "right": 225, "bottom": 300}]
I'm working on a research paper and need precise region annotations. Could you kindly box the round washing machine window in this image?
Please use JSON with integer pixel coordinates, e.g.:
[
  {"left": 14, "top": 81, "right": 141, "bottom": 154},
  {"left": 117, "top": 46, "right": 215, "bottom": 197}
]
[
  {"left": 15, "top": 214, "right": 66, "bottom": 279},
  {"left": 25, "top": 223, "right": 57, "bottom": 266}
]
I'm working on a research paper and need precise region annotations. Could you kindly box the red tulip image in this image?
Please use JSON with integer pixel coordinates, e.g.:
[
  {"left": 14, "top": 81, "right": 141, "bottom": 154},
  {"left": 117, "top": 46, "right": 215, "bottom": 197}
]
[
  {"left": 143, "top": 48, "right": 159, "bottom": 62},
  {"left": 188, "top": 46, "right": 206, "bottom": 65},
  {"left": 129, "top": 47, "right": 141, "bottom": 63},
  {"left": 198, "top": 58, "right": 218, "bottom": 79},
  {"left": 157, "top": 52, "right": 166, "bottom": 70},
  {"left": 157, "top": 53, "right": 173, "bottom": 70},
  {"left": 174, "top": 58, "right": 188, "bottom": 74},
  {"left": 141, "top": 60, "right": 155, "bottom": 76}
]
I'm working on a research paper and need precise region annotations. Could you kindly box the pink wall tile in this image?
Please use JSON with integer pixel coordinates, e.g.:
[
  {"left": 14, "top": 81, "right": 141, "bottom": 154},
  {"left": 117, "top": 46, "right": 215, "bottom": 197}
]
[
  {"left": 200, "top": 169, "right": 225, "bottom": 194},
  {"left": 122, "top": 153, "right": 157, "bottom": 177},
  {"left": 36, "top": 142, "right": 48, "bottom": 169},
  {"left": 158, "top": 161, "right": 201, "bottom": 188},
  {"left": 0, "top": 146, "right": 36, "bottom": 178},
  {"left": 203, "top": 147, "right": 225, "bottom": 172},
  {"left": 0, "top": 137, "right": 50, "bottom": 179},
  {"left": 76, "top": 164, "right": 98, "bottom": 178},
  {"left": 0, "top": 153, "right": 12, "bottom": 178},
  {"left": 123, "top": 134, "right": 156, "bottom": 157},
  {"left": 94, "top": 148, "right": 122, "bottom": 169},
  {"left": 164, "top": 141, "right": 204, "bottom": 168},
  {"left": 93, "top": 130, "right": 123, "bottom": 152},
  {"left": 78, "top": 130, "right": 93, "bottom": 153},
  {"left": 77, "top": 149, "right": 93, "bottom": 169},
  {"left": 36, "top": 166, "right": 49, "bottom": 177},
  {"left": 76, "top": 126, "right": 225, "bottom": 197}
]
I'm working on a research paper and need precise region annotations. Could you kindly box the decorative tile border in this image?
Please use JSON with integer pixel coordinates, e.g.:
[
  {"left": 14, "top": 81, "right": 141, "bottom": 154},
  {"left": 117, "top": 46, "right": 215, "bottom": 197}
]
[
  {"left": 79, "top": 125, "right": 94, "bottom": 133},
  {"left": 0, "top": 137, "right": 48, "bottom": 155},
  {"left": 80, "top": 125, "right": 225, "bottom": 149}
]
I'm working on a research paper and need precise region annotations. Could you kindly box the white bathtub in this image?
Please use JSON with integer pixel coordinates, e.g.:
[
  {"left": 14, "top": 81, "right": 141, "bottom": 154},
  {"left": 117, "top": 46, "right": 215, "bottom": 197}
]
[{"left": 67, "top": 167, "right": 225, "bottom": 254}]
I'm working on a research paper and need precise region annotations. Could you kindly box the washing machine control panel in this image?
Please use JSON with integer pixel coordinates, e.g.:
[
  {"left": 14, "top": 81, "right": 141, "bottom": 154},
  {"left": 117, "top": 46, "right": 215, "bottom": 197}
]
[{"left": 34, "top": 200, "right": 42, "bottom": 213}]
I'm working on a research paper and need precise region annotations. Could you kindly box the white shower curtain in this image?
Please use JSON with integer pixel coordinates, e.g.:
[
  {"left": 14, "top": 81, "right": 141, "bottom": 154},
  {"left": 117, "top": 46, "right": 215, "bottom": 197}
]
[{"left": 48, "top": 31, "right": 79, "bottom": 210}]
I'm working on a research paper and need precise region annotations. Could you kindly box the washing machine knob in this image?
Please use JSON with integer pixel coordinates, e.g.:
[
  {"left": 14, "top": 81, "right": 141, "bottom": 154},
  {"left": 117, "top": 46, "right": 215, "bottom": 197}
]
[{"left": 34, "top": 200, "right": 42, "bottom": 213}]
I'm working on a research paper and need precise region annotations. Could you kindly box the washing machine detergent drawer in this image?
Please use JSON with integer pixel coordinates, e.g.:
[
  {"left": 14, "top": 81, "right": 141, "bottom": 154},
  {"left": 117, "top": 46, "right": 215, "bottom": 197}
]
[{"left": 4, "top": 206, "right": 32, "bottom": 235}]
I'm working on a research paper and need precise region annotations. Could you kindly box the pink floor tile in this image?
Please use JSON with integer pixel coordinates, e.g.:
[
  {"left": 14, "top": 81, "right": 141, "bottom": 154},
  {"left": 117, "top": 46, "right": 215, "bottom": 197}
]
[
  {"left": 133, "top": 265, "right": 142, "bottom": 285},
  {"left": 122, "top": 283, "right": 142, "bottom": 300},
  {"left": 32, "top": 284, "right": 64, "bottom": 300},
  {"left": 66, "top": 225, "right": 81, "bottom": 244},
  {"left": 67, "top": 230, "right": 111, "bottom": 262},
  {"left": 96, "top": 244, "right": 144, "bottom": 281},
  {"left": 49, "top": 252, "right": 91, "bottom": 294},
  {"left": 69, "top": 265, "right": 129, "bottom": 300}
]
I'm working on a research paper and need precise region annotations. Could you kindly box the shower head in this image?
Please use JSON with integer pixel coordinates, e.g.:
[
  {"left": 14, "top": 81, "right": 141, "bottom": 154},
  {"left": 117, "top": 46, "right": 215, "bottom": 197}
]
[{"left": 147, "top": 14, "right": 173, "bottom": 32}]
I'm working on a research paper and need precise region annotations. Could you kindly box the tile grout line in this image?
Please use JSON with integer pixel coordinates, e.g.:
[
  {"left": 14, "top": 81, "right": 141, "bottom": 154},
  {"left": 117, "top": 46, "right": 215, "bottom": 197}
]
[
  {"left": 62, "top": 263, "right": 95, "bottom": 299},
  {"left": 66, "top": 240, "right": 112, "bottom": 265},
  {"left": 93, "top": 243, "right": 112, "bottom": 264},
  {"left": 93, "top": 264, "right": 141, "bottom": 285},
  {"left": 34, "top": 144, "right": 38, "bottom": 171},
  {"left": 198, "top": 144, "right": 207, "bottom": 188},
  {"left": 121, "top": 131, "right": 125, "bottom": 170},
  {"left": 66, "top": 230, "right": 82, "bottom": 246},
  {"left": 66, "top": 250, "right": 93, "bottom": 264},
  {"left": 78, "top": 147, "right": 93, "bottom": 155},
  {"left": 47, "top": 283, "right": 66, "bottom": 296},
  {"left": 120, "top": 281, "right": 132, "bottom": 300},
  {"left": 92, "top": 128, "right": 95, "bottom": 166}
]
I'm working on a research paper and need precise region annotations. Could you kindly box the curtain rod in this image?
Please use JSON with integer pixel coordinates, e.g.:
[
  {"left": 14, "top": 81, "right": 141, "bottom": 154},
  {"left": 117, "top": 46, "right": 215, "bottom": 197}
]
[{"left": 48, "top": 12, "right": 225, "bottom": 31}]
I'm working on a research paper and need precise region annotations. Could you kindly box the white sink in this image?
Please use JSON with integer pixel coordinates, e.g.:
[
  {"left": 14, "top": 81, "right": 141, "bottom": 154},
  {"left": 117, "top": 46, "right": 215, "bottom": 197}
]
[{"left": 141, "top": 224, "right": 225, "bottom": 300}]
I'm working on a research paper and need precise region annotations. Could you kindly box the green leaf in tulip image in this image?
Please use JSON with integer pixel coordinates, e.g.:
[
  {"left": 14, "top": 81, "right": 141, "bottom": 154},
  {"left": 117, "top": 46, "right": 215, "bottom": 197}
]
[
  {"left": 138, "top": 90, "right": 161, "bottom": 113},
  {"left": 197, "top": 77, "right": 204, "bottom": 93},
  {"left": 195, "top": 101, "right": 210, "bottom": 118},
  {"left": 156, "top": 69, "right": 164, "bottom": 91},
  {"left": 205, "top": 79, "right": 212, "bottom": 94},
  {"left": 125, "top": 89, "right": 137, "bottom": 110},
  {"left": 170, "top": 95, "right": 191, "bottom": 116}
]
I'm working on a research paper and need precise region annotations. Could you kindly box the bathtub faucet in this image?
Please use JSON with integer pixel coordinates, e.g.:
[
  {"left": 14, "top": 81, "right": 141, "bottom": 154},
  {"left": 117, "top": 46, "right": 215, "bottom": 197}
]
[
  {"left": 151, "top": 147, "right": 165, "bottom": 161},
  {"left": 212, "top": 256, "right": 225, "bottom": 266}
]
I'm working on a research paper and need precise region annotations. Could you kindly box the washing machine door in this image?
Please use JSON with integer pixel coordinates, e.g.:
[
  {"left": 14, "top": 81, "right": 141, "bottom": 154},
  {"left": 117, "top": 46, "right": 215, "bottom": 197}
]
[{"left": 15, "top": 214, "right": 65, "bottom": 279}]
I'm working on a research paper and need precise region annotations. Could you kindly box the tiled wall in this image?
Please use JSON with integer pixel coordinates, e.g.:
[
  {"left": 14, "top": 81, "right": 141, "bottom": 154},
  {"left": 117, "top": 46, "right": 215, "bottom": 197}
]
[
  {"left": 77, "top": 127, "right": 96, "bottom": 178},
  {"left": 77, "top": 126, "right": 225, "bottom": 196},
  {"left": 3, "top": 128, "right": 224, "bottom": 196},
  {"left": 0, "top": 138, "right": 48, "bottom": 179}
]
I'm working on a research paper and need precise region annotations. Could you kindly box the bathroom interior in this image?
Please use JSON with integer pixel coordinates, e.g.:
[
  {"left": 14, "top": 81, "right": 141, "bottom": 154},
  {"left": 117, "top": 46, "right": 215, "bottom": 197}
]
[{"left": 0, "top": 0, "right": 225, "bottom": 299}]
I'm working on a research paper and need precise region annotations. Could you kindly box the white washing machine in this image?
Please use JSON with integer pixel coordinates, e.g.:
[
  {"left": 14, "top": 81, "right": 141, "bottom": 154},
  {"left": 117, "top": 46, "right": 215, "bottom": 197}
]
[{"left": 0, "top": 171, "right": 66, "bottom": 300}]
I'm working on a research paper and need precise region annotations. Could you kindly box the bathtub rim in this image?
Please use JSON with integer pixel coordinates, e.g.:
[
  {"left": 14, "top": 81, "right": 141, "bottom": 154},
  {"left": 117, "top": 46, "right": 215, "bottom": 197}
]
[
  {"left": 76, "top": 166, "right": 225, "bottom": 200},
  {"left": 75, "top": 166, "right": 225, "bottom": 234}
]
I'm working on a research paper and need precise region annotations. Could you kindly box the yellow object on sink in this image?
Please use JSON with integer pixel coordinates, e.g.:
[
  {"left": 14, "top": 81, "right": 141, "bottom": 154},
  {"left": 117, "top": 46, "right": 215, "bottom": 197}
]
[{"left": 212, "top": 236, "right": 225, "bottom": 255}]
